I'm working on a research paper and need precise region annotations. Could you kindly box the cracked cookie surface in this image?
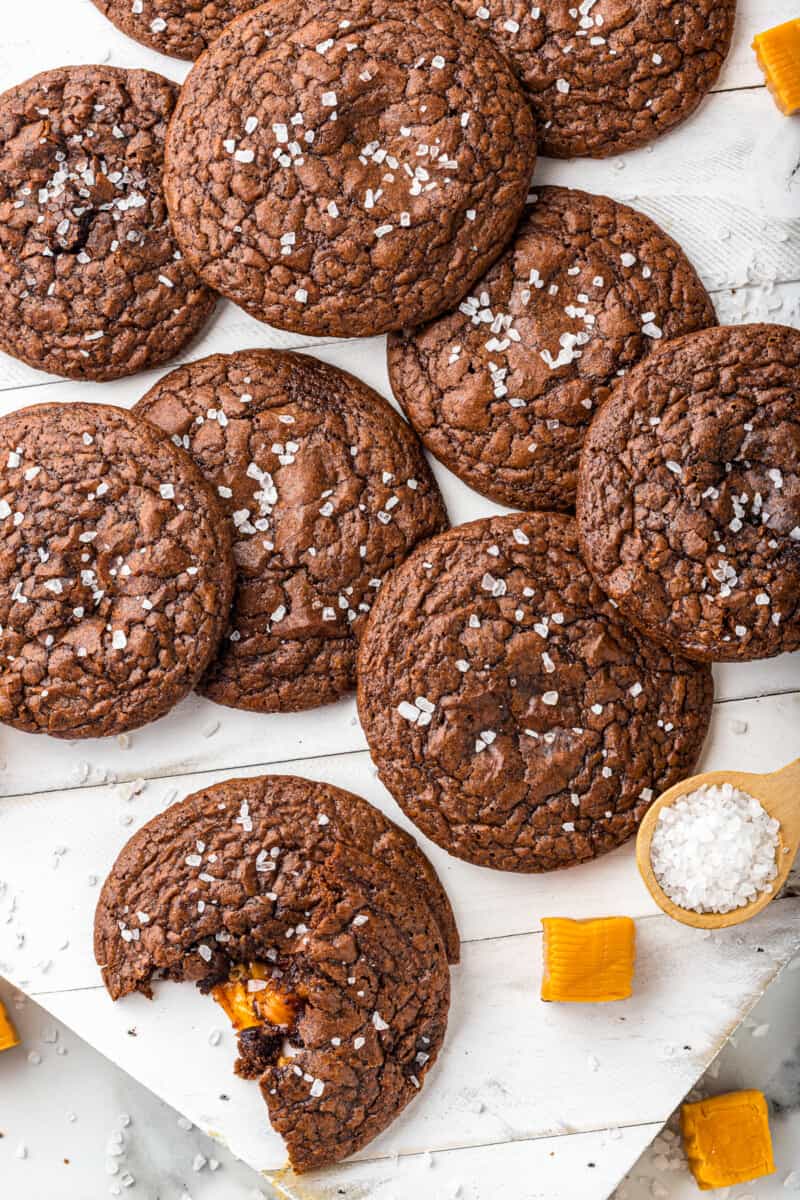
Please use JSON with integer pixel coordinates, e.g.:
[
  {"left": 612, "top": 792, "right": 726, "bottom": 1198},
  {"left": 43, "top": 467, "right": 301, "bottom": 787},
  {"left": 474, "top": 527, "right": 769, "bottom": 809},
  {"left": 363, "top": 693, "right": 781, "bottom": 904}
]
[
  {"left": 578, "top": 324, "right": 800, "bottom": 662},
  {"left": 0, "top": 402, "right": 234, "bottom": 738},
  {"left": 134, "top": 350, "right": 448, "bottom": 712},
  {"left": 357, "top": 513, "right": 713, "bottom": 872},
  {"left": 95, "top": 774, "right": 453, "bottom": 1172},
  {"left": 450, "top": 0, "right": 736, "bottom": 158},
  {"left": 163, "top": 0, "right": 537, "bottom": 338},
  {"left": 388, "top": 187, "right": 714, "bottom": 510},
  {"left": 91, "top": 0, "right": 258, "bottom": 60},
  {"left": 0, "top": 66, "right": 215, "bottom": 381}
]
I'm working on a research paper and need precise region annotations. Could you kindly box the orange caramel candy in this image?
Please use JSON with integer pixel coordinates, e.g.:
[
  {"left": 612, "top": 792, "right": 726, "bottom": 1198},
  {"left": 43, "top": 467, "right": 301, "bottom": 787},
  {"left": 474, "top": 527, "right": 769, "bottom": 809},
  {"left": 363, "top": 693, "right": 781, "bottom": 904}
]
[
  {"left": 0, "top": 999, "right": 20, "bottom": 1051},
  {"left": 681, "top": 1090, "right": 775, "bottom": 1190},
  {"left": 212, "top": 962, "right": 298, "bottom": 1031},
  {"left": 540, "top": 916, "right": 636, "bottom": 1003},
  {"left": 753, "top": 21, "right": 800, "bottom": 115}
]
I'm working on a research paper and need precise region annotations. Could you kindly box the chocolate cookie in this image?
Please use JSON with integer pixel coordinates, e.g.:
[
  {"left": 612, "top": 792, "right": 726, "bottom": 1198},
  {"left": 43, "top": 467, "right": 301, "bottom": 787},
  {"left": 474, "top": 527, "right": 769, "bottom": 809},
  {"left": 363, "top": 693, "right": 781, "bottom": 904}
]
[
  {"left": 450, "top": 0, "right": 736, "bottom": 158},
  {"left": 95, "top": 774, "right": 454, "bottom": 1172},
  {"left": 388, "top": 187, "right": 714, "bottom": 510},
  {"left": 0, "top": 402, "right": 234, "bottom": 738},
  {"left": 578, "top": 324, "right": 800, "bottom": 663},
  {"left": 0, "top": 67, "right": 215, "bottom": 382},
  {"left": 357, "top": 513, "right": 713, "bottom": 872},
  {"left": 134, "top": 350, "right": 448, "bottom": 711},
  {"left": 163, "top": 0, "right": 537, "bottom": 338},
  {"left": 91, "top": 1, "right": 257, "bottom": 60},
  {"left": 96, "top": 773, "right": 458, "bottom": 988}
]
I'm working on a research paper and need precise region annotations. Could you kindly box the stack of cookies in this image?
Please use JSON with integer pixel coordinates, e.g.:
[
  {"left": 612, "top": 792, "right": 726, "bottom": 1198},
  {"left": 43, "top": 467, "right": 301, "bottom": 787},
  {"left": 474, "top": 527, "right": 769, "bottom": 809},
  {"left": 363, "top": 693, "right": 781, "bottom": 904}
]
[{"left": 1, "top": 0, "right": 798, "bottom": 1176}]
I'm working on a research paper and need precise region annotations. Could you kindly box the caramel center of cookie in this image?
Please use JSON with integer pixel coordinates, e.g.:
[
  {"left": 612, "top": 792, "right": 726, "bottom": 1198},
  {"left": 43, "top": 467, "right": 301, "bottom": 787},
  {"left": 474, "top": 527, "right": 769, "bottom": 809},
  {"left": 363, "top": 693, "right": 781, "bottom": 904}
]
[
  {"left": 213, "top": 962, "right": 300, "bottom": 1032},
  {"left": 213, "top": 961, "right": 304, "bottom": 1080}
]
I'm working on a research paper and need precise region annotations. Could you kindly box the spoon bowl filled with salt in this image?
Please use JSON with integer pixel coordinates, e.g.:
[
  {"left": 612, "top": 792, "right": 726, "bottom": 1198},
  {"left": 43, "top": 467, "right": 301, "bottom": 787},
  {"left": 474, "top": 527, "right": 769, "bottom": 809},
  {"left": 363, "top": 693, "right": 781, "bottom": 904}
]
[{"left": 636, "top": 758, "right": 800, "bottom": 929}]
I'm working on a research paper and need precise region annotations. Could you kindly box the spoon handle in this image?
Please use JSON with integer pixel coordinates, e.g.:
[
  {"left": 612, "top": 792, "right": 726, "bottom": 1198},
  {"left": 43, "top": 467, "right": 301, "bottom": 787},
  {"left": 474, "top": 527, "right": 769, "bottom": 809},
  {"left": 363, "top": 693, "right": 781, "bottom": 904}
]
[
  {"left": 774, "top": 756, "right": 800, "bottom": 789},
  {"left": 765, "top": 757, "right": 800, "bottom": 833}
]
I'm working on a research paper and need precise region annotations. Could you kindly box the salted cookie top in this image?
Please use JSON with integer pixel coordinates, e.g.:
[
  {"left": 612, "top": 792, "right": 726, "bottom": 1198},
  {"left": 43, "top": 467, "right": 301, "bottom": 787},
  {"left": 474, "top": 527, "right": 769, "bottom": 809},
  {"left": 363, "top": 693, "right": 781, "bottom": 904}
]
[
  {"left": 91, "top": 0, "right": 257, "bottom": 60},
  {"left": 450, "top": 0, "right": 736, "bottom": 158},
  {"left": 0, "top": 67, "right": 215, "bottom": 381},
  {"left": 578, "top": 325, "right": 800, "bottom": 663},
  {"left": 134, "top": 350, "right": 448, "bottom": 712},
  {"left": 163, "top": 0, "right": 537, "bottom": 338},
  {"left": 95, "top": 775, "right": 453, "bottom": 1172},
  {"left": 388, "top": 187, "right": 714, "bottom": 511},
  {"left": 357, "top": 513, "right": 713, "bottom": 872},
  {"left": 95, "top": 773, "right": 458, "bottom": 994},
  {"left": 0, "top": 403, "right": 234, "bottom": 738}
]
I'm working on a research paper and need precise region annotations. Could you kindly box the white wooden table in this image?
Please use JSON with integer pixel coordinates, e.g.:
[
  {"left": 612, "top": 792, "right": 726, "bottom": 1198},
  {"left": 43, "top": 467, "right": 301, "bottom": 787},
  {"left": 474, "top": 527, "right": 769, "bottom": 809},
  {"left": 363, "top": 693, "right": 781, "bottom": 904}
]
[{"left": 1, "top": 3, "right": 800, "bottom": 1198}]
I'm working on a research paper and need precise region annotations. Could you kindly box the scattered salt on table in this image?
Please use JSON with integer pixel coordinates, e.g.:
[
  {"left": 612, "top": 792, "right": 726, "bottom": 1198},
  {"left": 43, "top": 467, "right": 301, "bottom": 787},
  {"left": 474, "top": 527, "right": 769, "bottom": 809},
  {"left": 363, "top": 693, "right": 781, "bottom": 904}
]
[{"left": 650, "top": 783, "right": 780, "bottom": 913}]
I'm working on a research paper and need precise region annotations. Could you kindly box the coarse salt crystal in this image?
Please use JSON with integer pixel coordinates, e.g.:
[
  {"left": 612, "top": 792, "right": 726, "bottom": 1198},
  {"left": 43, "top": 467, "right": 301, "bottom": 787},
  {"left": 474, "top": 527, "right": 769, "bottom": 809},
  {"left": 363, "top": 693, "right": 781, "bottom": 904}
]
[{"left": 650, "top": 783, "right": 780, "bottom": 913}]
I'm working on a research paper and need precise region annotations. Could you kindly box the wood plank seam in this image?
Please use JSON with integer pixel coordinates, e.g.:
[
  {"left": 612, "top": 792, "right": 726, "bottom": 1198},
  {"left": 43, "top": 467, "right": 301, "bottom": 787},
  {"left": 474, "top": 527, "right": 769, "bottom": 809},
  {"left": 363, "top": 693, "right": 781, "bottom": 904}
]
[
  {"left": 0, "top": 269, "right": 797, "bottom": 400},
  {"left": 263, "top": 1121, "right": 668, "bottom": 1164},
  {"left": 0, "top": 741, "right": 369, "bottom": 801},
  {"left": 714, "top": 686, "right": 800, "bottom": 704},
  {"left": 25, "top": 899, "right": 797, "bottom": 983},
  {"left": 2, "top": 685, "right": 797, "bottom": 801},
  {"left": 712, "top": 82, "right": 766, "bottom": 96},
  {"left": 0, "top": 333, "right": 360, "bottom": 397}
]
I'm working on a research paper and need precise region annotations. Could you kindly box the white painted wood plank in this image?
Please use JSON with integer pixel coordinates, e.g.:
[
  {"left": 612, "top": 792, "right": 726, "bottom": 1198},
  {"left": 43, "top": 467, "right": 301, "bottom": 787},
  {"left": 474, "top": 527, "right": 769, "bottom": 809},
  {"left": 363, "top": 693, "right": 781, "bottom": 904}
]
[
  {"left": 714, "top": 654, "right": 800, "bottom": 705},
  {"left": 0, "top": 973, "right": 663, "bottom": 1200},
  {"left": 537, "top": 86, "right": 800, "bottom": 292},
  {"left": 265, "top": 1124, "right": 663, "bottom": 1200},
  {"left": 0, "top": 629, "right": 795, "bottom": 801},
  {"left": 1, "top": 691, "right": 798, "bottom": 993},
  {"left": 0, "top": 750, "right": 658, "bottom": 996},
  {"left": 0, "top": 687, "right": 370, "bottom": 799},
  {"left": 718, "top": 0, "right": 798, "bottom": 93},
  {"left": 0, "top": 306, "right": 356, "bottom": 395},
  {"left": 22, "top": 900, "right": 800, "bottom": 1179},
  {"left": 713, "top": 276, "right": 800, "bottom": 330}
]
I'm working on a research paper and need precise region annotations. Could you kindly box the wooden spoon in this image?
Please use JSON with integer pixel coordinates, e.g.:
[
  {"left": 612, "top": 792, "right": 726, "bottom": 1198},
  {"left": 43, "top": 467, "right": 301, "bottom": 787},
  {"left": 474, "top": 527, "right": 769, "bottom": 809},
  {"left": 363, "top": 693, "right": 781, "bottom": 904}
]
[{"left": 636, "top": 758, "right": 800, "bottom": 930}]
